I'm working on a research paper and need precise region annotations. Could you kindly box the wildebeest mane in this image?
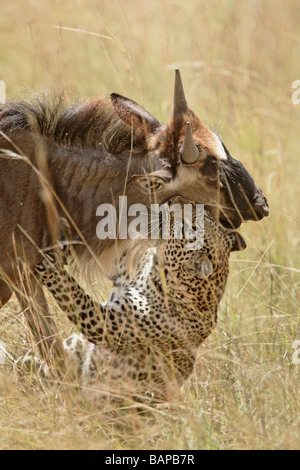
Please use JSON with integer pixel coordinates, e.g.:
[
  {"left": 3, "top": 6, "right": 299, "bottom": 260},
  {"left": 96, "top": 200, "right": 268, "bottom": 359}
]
[{"left": 0, "top": 94, "right": 145, "bottom": 155}]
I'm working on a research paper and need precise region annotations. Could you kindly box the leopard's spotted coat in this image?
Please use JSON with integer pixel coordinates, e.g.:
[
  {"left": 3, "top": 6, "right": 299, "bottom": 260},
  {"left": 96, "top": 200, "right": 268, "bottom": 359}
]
[{"left": 36, "top": 197, "right": 246, "bottom": 397}]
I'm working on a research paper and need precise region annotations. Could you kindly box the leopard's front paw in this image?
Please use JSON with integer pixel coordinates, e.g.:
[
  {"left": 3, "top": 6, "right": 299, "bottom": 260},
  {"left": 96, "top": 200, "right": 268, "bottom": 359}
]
[{"left": 35, "top": 250, "right": 63, "bottom": 273}]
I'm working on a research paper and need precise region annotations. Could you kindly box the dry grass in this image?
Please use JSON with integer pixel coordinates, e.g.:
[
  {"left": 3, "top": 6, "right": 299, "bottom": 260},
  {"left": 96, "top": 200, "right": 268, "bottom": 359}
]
[{"left": 0, "top": 0, "right": 300, "bottom": 450}]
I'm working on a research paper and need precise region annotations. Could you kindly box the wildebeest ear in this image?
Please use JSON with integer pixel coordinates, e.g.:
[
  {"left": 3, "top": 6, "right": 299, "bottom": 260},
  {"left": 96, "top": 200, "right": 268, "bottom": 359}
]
[
  {"left": 110, "top": 93, "right": 162, "bottom": 135},
  {"left": 228, "top": 232, "right": 247, "bottom": 252},
  {"left": 132, "top": 169, "right": 172, "bottom": 194}
]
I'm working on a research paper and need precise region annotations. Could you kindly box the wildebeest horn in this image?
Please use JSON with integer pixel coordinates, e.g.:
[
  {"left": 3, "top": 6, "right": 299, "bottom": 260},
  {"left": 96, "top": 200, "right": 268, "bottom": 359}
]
[
  {"left": 180, "top": 122, "right": 199, "bottom": 164},
  {"left": 173, "top": 69, "right": 188, "bottom": 116}
]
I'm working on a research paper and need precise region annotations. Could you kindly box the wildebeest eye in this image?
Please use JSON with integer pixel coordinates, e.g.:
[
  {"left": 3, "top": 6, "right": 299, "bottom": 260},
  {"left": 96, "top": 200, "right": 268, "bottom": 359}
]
[
  {"left": 200, "top": 156, "right": 220, "bottom": 179},
  {"left": 208, "top": 156, "right": 218, "bottom": 167}
]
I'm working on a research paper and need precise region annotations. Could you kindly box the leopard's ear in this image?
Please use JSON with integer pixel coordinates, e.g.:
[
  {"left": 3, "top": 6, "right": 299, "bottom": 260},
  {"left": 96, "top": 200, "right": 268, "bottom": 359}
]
[
  {"left": 227, "top": 232, "right": 247, "bottom": 252},
  {"left": 35, "top": 263, "right": 46, "bottom": 273},
  {"left": 184, "top": 253, "right": 213, "bottom": 279}
]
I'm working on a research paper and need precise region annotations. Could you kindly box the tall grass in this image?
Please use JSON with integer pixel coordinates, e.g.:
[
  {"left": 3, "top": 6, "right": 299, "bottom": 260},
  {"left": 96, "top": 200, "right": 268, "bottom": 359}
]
[{"left": 0, "top": 0, "right": 299, "bottom": 450}]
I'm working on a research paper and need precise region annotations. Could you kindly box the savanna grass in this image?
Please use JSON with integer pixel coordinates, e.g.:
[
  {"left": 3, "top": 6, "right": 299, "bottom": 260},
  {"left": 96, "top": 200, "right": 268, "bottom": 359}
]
[{"left": 0, "top": 0, "right": 299, "bottom": 450}]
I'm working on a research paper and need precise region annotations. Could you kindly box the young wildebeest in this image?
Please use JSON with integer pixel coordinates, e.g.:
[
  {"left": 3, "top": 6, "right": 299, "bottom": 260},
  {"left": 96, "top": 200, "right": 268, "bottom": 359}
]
[
  {"left": 34, "top": 197, "right": 247, "bottom": 399},
  {"left": 0, "top": 70, "right": 268, "bottom": 368}
]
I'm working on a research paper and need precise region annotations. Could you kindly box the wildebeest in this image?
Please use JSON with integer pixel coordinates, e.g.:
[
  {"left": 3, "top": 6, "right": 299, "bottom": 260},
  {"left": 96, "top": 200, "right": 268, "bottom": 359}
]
[{"left": 0, "top": 70, "right": 268, "bottom": 368}]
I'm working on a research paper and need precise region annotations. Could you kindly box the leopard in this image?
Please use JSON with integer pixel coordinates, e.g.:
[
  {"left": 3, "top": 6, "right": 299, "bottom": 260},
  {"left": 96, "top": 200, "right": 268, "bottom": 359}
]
[{"left": 35, "top": 196, "right": 246, "bottom": 398}]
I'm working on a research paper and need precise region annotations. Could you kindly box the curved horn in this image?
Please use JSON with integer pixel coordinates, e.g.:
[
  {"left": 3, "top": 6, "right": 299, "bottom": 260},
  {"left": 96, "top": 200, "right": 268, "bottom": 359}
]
[
  {"left": 180, "top": 122, "right": 199, "bottom": 164},
  {"left": 173, "top": 69, "right": 188, "bottom": 116}
]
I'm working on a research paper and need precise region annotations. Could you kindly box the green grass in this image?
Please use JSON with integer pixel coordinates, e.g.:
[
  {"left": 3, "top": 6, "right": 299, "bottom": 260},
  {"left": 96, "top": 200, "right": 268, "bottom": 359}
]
[{"left": 0, "top": 0, "right": 300, "bottom": 450}]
